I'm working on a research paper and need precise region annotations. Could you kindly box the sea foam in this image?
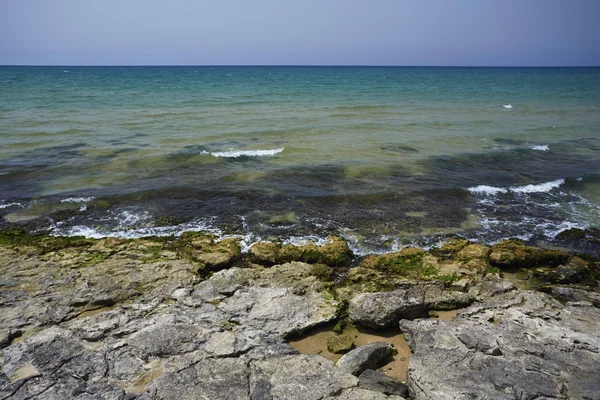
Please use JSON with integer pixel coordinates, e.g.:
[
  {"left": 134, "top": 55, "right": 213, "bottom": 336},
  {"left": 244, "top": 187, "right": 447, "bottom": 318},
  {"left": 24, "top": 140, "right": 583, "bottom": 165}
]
[
  {"left": 60, "top": 196, "right": 95, "bottom": 203},
  {"left": 503, "top": 105, "right": 513, "bottom": 109},
  {"left": 510, "top": 179, "right": 565, "bottom": 193},
  {"left": 209, "top": 148, "right": 284, "bottom": 158},
  {"left": 530, "top": 145, "right": 549, "bottom": 151},
  {"left": 467, "top": 185, "right": 508, "bottom": 195},
  {"left": 468, "top": 179, "right": 565, "bottom": 195},
  {"left": 0, "top": 202, "right": 23, "bottom": 209}
]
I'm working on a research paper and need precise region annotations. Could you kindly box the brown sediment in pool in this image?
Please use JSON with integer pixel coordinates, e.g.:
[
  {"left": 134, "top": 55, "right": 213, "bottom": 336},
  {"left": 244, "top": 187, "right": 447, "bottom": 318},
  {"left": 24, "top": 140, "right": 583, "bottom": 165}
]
[
  {"left": 288, "top": 324, "right": 412, "bottom": 382},
  {"left": 431, "top": 309, "right": 458, "bottom": 321}
]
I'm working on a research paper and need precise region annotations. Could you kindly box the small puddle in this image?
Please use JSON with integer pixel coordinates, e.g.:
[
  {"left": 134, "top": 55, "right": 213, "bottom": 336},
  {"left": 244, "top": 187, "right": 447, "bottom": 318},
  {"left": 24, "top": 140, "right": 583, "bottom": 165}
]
[
  {"left": 288, "top": 324, "right": 412, "bottom": 382},
  {"left": 431, "top": 309, "right": 458, "bottom": 321}
]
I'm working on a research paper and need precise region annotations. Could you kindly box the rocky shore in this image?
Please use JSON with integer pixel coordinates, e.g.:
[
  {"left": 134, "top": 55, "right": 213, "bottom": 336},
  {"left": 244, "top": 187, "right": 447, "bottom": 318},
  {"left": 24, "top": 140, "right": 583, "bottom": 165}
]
[{"left": 0, "top": 228, "right": 599, "bottom": 399}]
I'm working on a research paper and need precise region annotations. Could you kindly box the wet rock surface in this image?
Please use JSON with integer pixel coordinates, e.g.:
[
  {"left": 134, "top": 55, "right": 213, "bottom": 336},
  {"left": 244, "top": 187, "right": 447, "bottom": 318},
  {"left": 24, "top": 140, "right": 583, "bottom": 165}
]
[{"left": 0, "top": 231, "right": 599, "bottom": 399}]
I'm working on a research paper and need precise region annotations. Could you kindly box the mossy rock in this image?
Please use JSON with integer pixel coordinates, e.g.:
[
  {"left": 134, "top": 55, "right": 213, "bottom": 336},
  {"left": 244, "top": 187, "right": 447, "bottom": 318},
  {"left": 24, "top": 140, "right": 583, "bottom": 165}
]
[
  {"left": 489, "top": 239, "right": 570, "bottom": 269},
  {"left": 310, "top": 263, "right": 334, "bottom": 281},
  {"left": 249, "top": 236, "right": 353, "bottom": 267},
  {"left": 436, "top": 237, "right": 470, "bottom": 256},
  {"left": 248, "top": 242, "right": 280, "bottom": 265},
  {"left": 457, "top": 244, "right": 491, "bottom": 261},
  {"left": 556, "top": 228, "right": 587, "bottom": 241},
  {"left": 327, "top": 334, "right": 355, "bottom": 354}
]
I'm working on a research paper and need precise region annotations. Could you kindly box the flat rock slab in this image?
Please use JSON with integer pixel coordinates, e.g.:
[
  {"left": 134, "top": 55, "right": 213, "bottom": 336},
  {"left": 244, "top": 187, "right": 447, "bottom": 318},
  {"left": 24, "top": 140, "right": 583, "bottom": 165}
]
[
  {"left": 250, "top": 354, "right": 358, "bottom": 400},
  {"left": 400, "top": 290, "right": 600, "bottom": 400}
]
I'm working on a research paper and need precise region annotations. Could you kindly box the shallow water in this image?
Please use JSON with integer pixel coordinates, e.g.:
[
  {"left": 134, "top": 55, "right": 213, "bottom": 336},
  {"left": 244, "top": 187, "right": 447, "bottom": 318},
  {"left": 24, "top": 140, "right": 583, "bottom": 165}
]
[{"left": 1, "top": 66, "right": 599, "bottom": 253}]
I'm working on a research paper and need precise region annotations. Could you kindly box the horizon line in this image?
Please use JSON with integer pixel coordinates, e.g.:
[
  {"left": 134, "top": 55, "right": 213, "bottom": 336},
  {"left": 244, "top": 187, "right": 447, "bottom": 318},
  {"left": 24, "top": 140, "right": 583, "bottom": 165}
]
[{"left": 1, "top": 64, "right": 599, "bottom": 68}]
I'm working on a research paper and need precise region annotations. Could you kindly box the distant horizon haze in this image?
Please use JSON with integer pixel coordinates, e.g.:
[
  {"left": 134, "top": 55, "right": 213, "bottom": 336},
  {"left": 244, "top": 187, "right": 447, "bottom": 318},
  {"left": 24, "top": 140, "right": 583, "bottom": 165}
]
[{"left": 1, "top": 0, "right": 599, "bottom": 67}]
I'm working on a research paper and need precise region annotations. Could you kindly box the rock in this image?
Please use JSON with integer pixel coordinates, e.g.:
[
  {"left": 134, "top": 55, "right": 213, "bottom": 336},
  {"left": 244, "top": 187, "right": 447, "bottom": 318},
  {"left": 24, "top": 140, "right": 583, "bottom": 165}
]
[
  {"left": 250, "top": 354, "right": 358, "bottom": 400},
  {"left": 249, "top": 236, "right": 353, "bottom": 267},
  {"left": 191, "top": 237, "right": 241, "bottom": 271},
  {"left": 127, "top": 323, "right": 210, "bottom": 360},
  {"left": 204, "top": 330, "right": 250, "bottom": 357},
  {"left": 336, "top": 342, "right": 394, "bottom": 376},
  {"left": 249, "top": 241, "right": 280, "bottom": 265},
  {"left": 358, "top": 247, "right": 426, "bottom": 271},
  {"left": 327, "top": 334, "right": 355, "bottom": 354},
  {"left": 468, "top": 273, "right": 516, "bottom": 301},
  {"left": 489, "top": 239, "right": 570, "bottom": 269},
  {"left": 436, "top": 237, "right": 470, "bottom": 255},
  {"left": 399, "top": 290, "right": 600, "bottom": 399},
  {"left": 456, "top": 244, "right": 491, "bottom": 260},
  {"left": 218, "top": 285, "right": 339, "bottom": 337},
  {"left": 546, "top": 286, "right": 600, "bottom": 307},
  {"left": 423, "top": 284, "right": 474, "bottom": 310},
  {"left": 146, "top": 357, "right": 249, "bottom": 400},
  {"left": 324, "top": 387, "right": 407, "bottom": 399},
  {"left": 349, "top": 288, "right": 427, "bottom": 329},
  {"left": 358, "top": 369, "right": 409, "bottom": 397}
]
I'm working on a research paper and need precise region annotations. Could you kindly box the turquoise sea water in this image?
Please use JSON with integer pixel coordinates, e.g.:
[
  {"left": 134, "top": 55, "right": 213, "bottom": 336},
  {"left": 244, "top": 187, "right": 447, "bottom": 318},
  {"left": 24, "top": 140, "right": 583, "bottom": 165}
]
[{"left": 1, "top": 66, "right": 599, "bottom": 253}]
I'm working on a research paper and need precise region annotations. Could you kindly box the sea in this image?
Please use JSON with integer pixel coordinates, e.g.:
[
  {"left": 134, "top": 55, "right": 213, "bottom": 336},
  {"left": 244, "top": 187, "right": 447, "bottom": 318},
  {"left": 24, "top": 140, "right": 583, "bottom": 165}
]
[{"left": 1, "top": 66, "right": 599, "bottom": 255}]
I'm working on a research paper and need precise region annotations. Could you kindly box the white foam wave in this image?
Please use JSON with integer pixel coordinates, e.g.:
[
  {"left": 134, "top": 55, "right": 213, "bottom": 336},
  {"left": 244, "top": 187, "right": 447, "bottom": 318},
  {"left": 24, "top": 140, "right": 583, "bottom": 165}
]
[
  {"left": 530, "top": 145, "right": 549, "bottom": 151},
  {"left": 503, "top": 104, "right": 513, "bottom": 109},
  {"left": 541, "top": 221, "right": 589, "bottom": 239},
  {"left": 468, "top": 179, "right": 565, "bottom": 196},
  {"left": 467, "top": 185, "right": 508, "bottom": 195},
  {"left": 510, "top": 179, "right": 565, "bottom": 193},
  {"left": 210, "top": 148, "right": 284, "bottom": 158},
  {"left": 58, "top": 218, "right": 221, "bottom": 240},
  {"left": 60, "top": 196, "right": 95, "bottom": 203},
  {"left": 0, "top": 202, "right": 23, "bottom": 209}
]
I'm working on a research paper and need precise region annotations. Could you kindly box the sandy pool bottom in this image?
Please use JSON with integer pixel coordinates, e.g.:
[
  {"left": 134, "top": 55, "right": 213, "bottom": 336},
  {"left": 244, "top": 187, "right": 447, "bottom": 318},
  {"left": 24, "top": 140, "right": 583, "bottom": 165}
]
[{"left": 288, "top": 310, "right": 457, "bottom": 382}]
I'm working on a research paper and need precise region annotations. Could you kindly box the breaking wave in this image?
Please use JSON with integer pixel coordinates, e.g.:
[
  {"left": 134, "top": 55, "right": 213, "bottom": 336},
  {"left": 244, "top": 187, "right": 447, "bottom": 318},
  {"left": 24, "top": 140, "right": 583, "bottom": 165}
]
[{"left": 206, "top": 148, "right": 284, "bottom": 158}]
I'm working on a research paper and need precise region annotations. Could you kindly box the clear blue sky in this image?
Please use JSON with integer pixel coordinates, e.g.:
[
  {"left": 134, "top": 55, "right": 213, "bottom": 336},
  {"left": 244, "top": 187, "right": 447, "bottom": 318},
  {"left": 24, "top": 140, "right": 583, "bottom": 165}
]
[{"left": 1, "top": 0, "right": 599, "bottom": 66}]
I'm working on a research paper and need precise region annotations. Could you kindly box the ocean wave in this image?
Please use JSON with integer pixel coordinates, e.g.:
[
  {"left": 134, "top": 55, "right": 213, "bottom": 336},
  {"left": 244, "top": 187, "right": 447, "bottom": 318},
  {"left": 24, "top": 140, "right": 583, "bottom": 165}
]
[
  {"left": 467, "top": 185, "right": 508, "bottom": 195},
  {"left": 530, "top": 145, "right": 549, "bottom": 151},
  {"left": 468, "top": 179, "right": 565, "bottom": 196},
  {"left": 209, "top": 148, "right": 284, "bottom": 158},
  {"left": 510, "top": 179, "right": 565, "bottom": 193},
  {"left": 502, "top": 104, "right": 513, "bottom": 109},
  {"left": 60, "top": 196, "right": 96, "bottom": 203},
  {"left": 56, "top": 218, "right": 221, "bottom": 240},
  {"left": 0, "top": 202, "right": 23, "bottom": 209}
]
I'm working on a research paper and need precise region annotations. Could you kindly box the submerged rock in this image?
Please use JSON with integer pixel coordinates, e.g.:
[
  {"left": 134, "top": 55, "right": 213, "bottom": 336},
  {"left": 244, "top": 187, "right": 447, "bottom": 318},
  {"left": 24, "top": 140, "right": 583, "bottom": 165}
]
[{"left": 327, "top": 334, "right": 355, "bottom": 354}]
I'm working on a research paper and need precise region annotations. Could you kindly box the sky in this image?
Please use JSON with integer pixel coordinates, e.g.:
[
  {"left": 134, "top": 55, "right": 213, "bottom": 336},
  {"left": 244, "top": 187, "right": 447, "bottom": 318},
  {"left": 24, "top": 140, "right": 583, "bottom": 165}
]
[{"left": 1, "top": 0, "right": 599, "bottom": 66}]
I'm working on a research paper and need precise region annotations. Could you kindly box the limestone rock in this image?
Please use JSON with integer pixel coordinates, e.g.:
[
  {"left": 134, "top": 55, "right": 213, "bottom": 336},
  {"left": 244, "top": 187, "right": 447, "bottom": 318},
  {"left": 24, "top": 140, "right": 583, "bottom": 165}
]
[
  {"left": 324, "top": 387, "right": 407, "bottom": 399},
  {"left": 146, "top": 357, "right": 249, "bottom": 400},
  {"left": 250, "top": 354, "right": 358, "bottom": 400},
  {"left": 349, "top": 288, "right": 427, "bottom": 329},
  {"left": 358, "top": 369, "right": 409, "bottom": 397},
  {"left": 424, "top": 283, "right": 474, "bottom": 310},
  {"left": 399, "top": 290, "right": 600, "bottom": 400},
  {"left": 336, "top": 342, "right": 394, "bottom": 376},
  {"left": 468, "top": 273, "right": 516, "bottom": 301},
  {"left": 547, "top": 285, "right": 600, "bottom": 307}
]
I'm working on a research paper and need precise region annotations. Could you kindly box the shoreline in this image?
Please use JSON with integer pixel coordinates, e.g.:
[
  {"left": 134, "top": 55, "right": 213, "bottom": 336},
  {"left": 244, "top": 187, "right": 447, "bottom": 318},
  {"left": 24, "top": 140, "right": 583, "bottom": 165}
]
[{"left": 0, "top": 228, "right": 599, "bottom": 398}]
